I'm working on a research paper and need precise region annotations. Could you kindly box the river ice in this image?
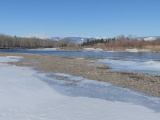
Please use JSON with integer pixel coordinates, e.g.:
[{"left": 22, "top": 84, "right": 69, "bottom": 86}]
[
  {"left": 0, "top": 56, "right": 160, "bottom": 120},
  {"left": 99, "top": 58, "right": 160, "bottom": 75}
]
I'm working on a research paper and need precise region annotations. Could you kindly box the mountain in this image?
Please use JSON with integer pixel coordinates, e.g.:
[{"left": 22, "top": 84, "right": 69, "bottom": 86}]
[
  {"left": 50, "top": 37, "right": 97, "bottom": 44},
  {"left": 49, "top": 36, "right": 160, "bottom": 44},
  {"left": 138, "top": 36, "right": 160, "bottom": 41}
]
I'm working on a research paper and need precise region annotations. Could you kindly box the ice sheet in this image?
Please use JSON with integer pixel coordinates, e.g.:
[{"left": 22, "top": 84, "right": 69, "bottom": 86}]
[
  {"left": 37, "top": 72, "right": 160, "bottom": 112},
  {"left": 0, "top": 56, "right": 160, "bottom": 120},
  {"left": 99, "top": 58, "right": 160, "bottom": 75}
]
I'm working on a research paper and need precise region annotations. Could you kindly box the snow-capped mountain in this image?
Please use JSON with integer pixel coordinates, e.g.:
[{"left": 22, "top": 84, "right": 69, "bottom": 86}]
[
  {"left": 49, "top": 36, "right": 160, "bottom": 44},
  {"left": 50, "top": 37, "right": 97, "bottom": 44},
  {"left": 138, "top": 36, "right": 160, "bottom": 41}
]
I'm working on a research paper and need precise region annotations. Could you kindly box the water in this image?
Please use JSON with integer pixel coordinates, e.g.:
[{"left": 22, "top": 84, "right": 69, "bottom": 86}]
[
  {"left": 0, "top": 49, "right": 160, "bottom": 75},
  {"left": 0, "top": 49, "right": 160, "bottom": 60}
]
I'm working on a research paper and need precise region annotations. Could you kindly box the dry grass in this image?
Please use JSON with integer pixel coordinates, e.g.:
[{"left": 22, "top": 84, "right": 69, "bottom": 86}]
[{"left": 144, "top": 46, "right": 160, "bottom": 52}]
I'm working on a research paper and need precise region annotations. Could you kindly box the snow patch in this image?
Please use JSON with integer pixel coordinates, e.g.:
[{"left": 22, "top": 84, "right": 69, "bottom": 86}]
[
  {"left": 0, "top": 56, "right": 23, "bottom": 63},
  {"left": 83, "top": 48, "right": 103, "bottom": 52},
  {"left": 28, "top": 48, "right": 60, "bottom": 51},
  {"left": 125, "top": 49, "right": 150, "bottom": 52},
  {"left": 144, "top": 37, "right": 157, "bottom": 41},
  {"left": 99, "top": 58, "right": 160, "bottom": 75}
]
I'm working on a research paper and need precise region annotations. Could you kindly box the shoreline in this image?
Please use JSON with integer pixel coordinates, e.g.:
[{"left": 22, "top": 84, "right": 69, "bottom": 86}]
[
  {"left": 0, "top": 52, "right": 160, "bottom": 97},
  {"left": 0, "top": 47, "right": 159, "bottom": 53}
]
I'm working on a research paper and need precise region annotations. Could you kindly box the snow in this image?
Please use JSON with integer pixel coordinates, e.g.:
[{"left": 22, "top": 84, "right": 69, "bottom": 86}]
[
  {"left": 76, "top": 57, "right": 85, "bottom": 60},
  {"left": 83, "top": 48, "right": 103, "bottom": 52},
  {"left": 28, "top": 48, "right": 59, "bottom": 51},
  {"left": 125, "top": 48, "right": 139, "bottom": 52},
  {"left": 144, "top": 37, "right": 157, "bottom": 41},
  {"left": 0, "top": 56, "right": 160, "bottom": 120},
  {"left": 99, "top": 58, "right": 160, "bottom": 75},
  {"left": 125, "top": 49, "right": 151, "bottom": 52}
]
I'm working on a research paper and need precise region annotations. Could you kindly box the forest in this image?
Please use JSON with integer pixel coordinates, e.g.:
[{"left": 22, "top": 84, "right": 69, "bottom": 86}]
[
  {"left": 0, "top": 34, "right": 75, "bottom": 49},
  {"left": 0, "top": 34, "right": 160, "bottom": 52}
]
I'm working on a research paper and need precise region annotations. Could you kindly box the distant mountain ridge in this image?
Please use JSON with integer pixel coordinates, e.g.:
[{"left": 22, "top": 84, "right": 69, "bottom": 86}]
[
  {"left": 138, "top": 36, "right": 160, "bottom": 41},
  {"left": 50, "top": 37, "right": 98, "bottom": 44},
  {"left": 49, "top": 36, "right": 160, "bottom": 44}
]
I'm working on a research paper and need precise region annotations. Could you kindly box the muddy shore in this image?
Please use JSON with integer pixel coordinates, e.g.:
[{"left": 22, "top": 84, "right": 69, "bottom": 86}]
[{"left": 0, "top": 52, "right": 160, "bottom": 96}]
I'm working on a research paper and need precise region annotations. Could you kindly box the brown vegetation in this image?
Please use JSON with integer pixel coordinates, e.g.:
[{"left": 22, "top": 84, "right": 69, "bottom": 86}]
[
  {"left": 1, "top": 33, "right": 160, "bottom": 52},
  {"left": 82, "top": 35, "right": 160, "bottom": 52},
  {"left": 0, "top": 34, "right": 76, "bottom": 49},
  {"left": 144, "top": 46, "right": 160, "bottom": 52},
  {"left": 105, "top": 39, "right": 160, "bottom": 52}
]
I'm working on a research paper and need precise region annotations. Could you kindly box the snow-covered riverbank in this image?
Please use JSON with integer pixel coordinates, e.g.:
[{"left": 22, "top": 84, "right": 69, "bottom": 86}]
[
  {"left": 0, "top": 56, "right": 160, "bottom": 120},
  {"left": 99, "top": 58, "right": 160, "bottom": 75}
]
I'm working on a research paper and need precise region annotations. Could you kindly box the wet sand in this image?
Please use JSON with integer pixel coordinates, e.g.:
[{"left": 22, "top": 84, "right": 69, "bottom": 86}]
[{"left": 0, "top": 52, "right": 160, "bottom": 96}]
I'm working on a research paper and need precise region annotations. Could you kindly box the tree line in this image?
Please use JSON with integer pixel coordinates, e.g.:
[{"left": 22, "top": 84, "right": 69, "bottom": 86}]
[
  {"left": 0, "top": 34, "right": 76, "bottom": 49},
  {"left": 81, "top": 35, "right": 160, "bottom": 50},
  {"left": 81, "top": 38, "right": 116, "bottom": 46}
]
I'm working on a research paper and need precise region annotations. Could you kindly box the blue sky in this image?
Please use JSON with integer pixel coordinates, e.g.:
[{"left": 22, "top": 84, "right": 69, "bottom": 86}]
[{"left": 0, "top": 0, "right": 160, "bottom": 38}]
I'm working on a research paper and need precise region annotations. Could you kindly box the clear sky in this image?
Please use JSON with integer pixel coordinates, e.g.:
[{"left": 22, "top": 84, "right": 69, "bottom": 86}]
[{"left": 0, "top": 0, "right": 160, "bottom": 38}]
